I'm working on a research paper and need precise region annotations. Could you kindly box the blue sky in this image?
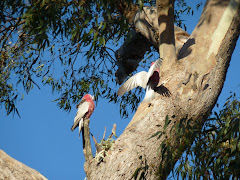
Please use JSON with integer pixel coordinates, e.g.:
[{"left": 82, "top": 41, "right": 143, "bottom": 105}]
[{"left": 0, "top": 1, "right": 239, "bottom": 180}]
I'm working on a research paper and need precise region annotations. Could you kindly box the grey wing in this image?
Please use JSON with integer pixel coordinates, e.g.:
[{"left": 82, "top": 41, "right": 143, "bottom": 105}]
[
  {"left": 147, "top": 58, "right": 163, "bottom": 80},
  {"left": 71, "top": 101, "right": 89, "bottom": 131},
  {"left": 117, "top": 71, "right": 148, "bottom": 96}
]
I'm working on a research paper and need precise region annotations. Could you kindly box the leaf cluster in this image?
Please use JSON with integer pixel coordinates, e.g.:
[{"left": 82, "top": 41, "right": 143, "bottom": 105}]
[
  {"left": 132, "top": 155, "right": 149, "bottom": 180},
  {"left": 95, "top": 133, "right": 117, "bottom": 163},
  {"left": 174, "top": 0, "right": 203, "bottom": 30},
  {"left": 151, "top": 115, "right": 199, "bottom": 179},
  {"left": 150, "top": 93, "right": 240, "bottom": 179},
  {"left": 1, "top": 0, "right": 202, "bottom": 117},
  {"left": 174, "top": 93, "right": 240, "bottom": 179},
  {"left": 1, "top": 0, "right": 130, "bottom": 116}
]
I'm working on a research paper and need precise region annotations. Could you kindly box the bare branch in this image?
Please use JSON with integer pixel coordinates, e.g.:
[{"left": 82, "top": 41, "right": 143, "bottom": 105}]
[
  {"left": 83, "top": 118, "right": 93, "bottom": 161},
  {"left": 109, "top": 123, "right": 117, "bottom": 138},
  {"left": 102, "top": 126, "right": 106, "bottom": 140},
  {"left": 91, "top": 133, "right": 102, "bottom": 153}
]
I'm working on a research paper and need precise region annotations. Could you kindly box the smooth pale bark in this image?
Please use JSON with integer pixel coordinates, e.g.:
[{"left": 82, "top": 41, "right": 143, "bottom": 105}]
[
  {"left": 157, "top": 0, "right": 177, "bottom": 67},
  {"left": 86, "top": 0, "right": 240, "bottom": 179},
  {"left": 0, "top": 150, "right": 47, "bottom": 180}
]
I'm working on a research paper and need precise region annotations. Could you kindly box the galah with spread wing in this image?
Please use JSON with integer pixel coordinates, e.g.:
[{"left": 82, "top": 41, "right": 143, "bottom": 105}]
[
  {"left": 117, "top": 58, "right": 162, "bottom": 102},
  {"left": 71, "top": 94, "right": 95, "bottom": 136}
]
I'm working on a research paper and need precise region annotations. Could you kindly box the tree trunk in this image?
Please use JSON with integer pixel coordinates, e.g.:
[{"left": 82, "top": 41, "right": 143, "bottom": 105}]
[
  {"left": 85, "top": 0, "right": 240, "bottom": 179},
  {"left": 0, "top": 150, "right": 47, "bottom": 180}
]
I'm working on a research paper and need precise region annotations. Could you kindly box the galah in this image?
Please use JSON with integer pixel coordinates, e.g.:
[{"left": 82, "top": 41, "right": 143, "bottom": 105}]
[
  {"left": 71, "top": 94, "right": 95, "bottom": 136},
  {"left": 117, "top": 58, "right": 162, "bottom": 102}
]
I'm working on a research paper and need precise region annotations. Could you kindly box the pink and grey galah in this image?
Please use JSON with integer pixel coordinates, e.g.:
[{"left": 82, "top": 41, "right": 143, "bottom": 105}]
[
  {"left": 117, "top": 58, "right": 163, "bottom": 102},
  {"left": 71, "top": 94, "right": 95, "bottom": 136}
]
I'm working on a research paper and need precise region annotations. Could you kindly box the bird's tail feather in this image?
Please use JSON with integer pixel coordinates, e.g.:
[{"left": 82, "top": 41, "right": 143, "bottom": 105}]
[
  {"left": 71, "top": 123, "right": 78, "bottom": 131},
  {"left": 79, "top": 119, "right": 84, "bottom": 137}
]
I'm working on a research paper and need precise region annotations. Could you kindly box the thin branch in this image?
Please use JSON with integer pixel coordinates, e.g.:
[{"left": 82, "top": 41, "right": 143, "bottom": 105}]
[
  {"left": 109, "top": 123, "right": 117, "bottom": 138},
  {"left": 91, "top": 133, "right": 102, "bottom": 153},
  {"left": 102, "top": 126, "right": 106, "bottom": 140}
]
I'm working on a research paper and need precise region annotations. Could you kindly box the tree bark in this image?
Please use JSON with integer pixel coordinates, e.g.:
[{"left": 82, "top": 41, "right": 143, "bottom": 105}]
[
  {"left": 86, "top": 0, "right": 240, "bottom": 179},
  {"left": 115, "top": 6, "right": 189, "bottom": 84},
  {"left": 157, "top": 0, "right": 177, "bottom": 66},
  {"left": 0, "top": 149, "right": 47, "bottom": 180},
  {"left": 83, "top": 118, "right": 93, "bottom": 161}
]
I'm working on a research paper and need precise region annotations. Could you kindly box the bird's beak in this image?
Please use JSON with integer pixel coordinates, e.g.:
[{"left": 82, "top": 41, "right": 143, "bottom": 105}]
[{"left": 91, "top": 95, "right": 94, "bottom": 101}]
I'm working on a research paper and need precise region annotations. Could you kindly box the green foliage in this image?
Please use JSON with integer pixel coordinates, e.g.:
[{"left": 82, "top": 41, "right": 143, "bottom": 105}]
[
  {"left": 149, "top": 115, "right": 171, "bottom": 140},
  {"left": 1, "top": 0, "right": 130, "bottom": 116},
  {"left": 149, "top": 93, "right": 240, "bottom": 179},
  {"left": 174, "top": 0, "right": 203, "bottom": 30},
  {"left": 150, "top": 115, "right": 198, "bottom": 179},
  {"left": 95, "top": 132, "right": 117, "bottom": 163},
  {"left": 174, "top": 93, "right": 240, "bottom": 179},
  {"left": 132, "top": 155, "right": 149, "bottom": 180},
  {"left": 0, "top": 0, "right": 202, "bottom": 117}
]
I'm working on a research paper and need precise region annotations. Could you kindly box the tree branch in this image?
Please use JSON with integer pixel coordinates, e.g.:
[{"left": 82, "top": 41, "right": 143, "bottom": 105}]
[
  {"left": 83, "top": 118, "right": 93, "bottom": 161},
  {"left": 115, "top": 5, "right": 189, "bottom": 84},
  {"left": 0, "top": 150, "right": 47, "bottom": 179},
  {"left": 157, "top": 0, "right": 177, "bottom": 65},
  {"left": 115, "top": 10, "right": 189, "bottom": 84},
  {"left": 91, "top": 133, "right": 102, "bottom": 153},
  {"left": 115, "top": 30, "right": 152, "bottom": 84},
  {"left": 86, "top": 0, "right": 240, "bottom": 179},
  {"left": 109, "top": 123, "right": 117, "bottom": 138}
]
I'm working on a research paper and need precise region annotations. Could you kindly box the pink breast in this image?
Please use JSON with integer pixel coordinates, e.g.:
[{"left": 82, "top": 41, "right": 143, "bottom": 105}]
[{"left": 85, "top": 101, "right": 95, "bottom": 118}]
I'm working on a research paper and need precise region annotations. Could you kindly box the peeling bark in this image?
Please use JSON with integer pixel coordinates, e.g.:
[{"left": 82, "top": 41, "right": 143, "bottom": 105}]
[
  {"left": 87, "top": 0, "right": 240, "bottom": 179},
  {"left": 0, "top": 150, "right": 47, "bottom": 180}
]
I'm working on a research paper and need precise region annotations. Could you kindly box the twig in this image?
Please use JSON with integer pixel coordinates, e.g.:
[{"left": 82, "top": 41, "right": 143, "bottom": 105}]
[
  {"left": 102, "top": 126, "right": 106, "bottom": 140},
  {"left": 91, "top": 133, "right": 102, "bottom": 153},
  {"left": 109, "top": 123, "right": 117, "bottom": 138}
]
